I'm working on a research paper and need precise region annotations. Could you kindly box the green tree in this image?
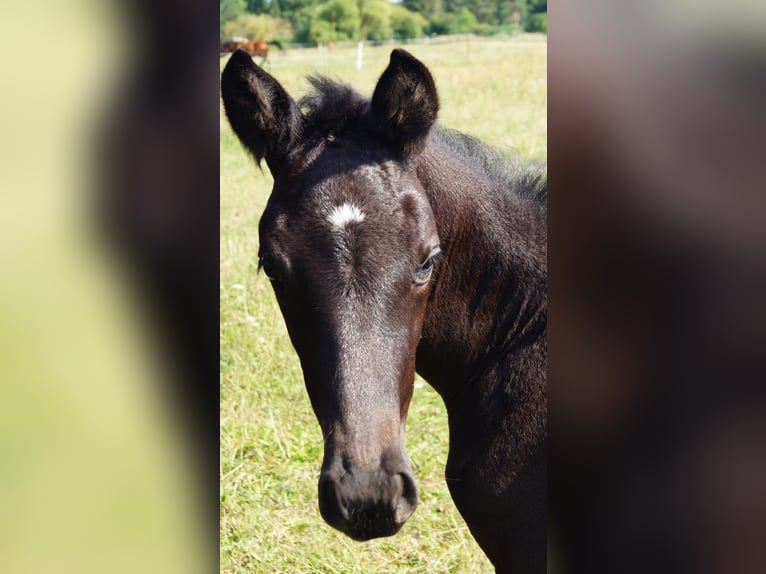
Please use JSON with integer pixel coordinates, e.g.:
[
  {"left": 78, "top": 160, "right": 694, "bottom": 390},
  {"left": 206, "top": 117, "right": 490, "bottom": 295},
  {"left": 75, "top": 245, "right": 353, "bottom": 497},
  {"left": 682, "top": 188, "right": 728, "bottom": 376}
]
[
  {"left": 495, "top": 0, "right": 515, "bottom": 25},
  {"left": 223, "top": 13, "right": 293, "bottom": 41},
  {"left": 465, "top": 0, "right": 498, "bottom": 24},
  {"left": 221, "top": 0, "right": 247, "bottom": 38},
  {"left": 457, "top": 6, "right": 478, "bottom": 31},
  {"left": 443, "top": 0, "right": 466, "bottom": 14},
  {"left": 428, "top": 13, "right": 454, "bottom": 34},
  {"left": 359, "top": 0, "right": 391, "bottom": 41},
  {"left": 269, "top": 0, "right": 282, "bottom": 17},
  {"left": 428, "top": 6, "right": 479, "bottom": 35},
  {"left": 291, "top": 7, "right": 312, "bottom": 43},
  {"left": 402, "top": 0, "right": 443, "bottom": 19},
  {"left": 279, "top": 0, "right": 316, "bottom": 14},
  {"left": 246, "top": 0, "right": 268, "bottom": 13},
  {"left": 524, "top": 0, "right": 546, "bottom": 32},
  {"left": 307, "top": 19, "right": 335, "bottom": 43},
  {"left": 315, "top": 0, "right": 361, "bottom": 41},
  {"left": 390, "top": 4, "right": 428, "bottom": 39}
]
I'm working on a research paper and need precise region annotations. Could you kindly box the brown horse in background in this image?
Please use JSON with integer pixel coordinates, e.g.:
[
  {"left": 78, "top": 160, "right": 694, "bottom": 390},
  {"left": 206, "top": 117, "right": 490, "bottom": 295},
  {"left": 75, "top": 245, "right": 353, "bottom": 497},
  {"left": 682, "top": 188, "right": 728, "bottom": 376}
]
[{"left": 220, "top": 39, "right": 282, "bottom": 65}]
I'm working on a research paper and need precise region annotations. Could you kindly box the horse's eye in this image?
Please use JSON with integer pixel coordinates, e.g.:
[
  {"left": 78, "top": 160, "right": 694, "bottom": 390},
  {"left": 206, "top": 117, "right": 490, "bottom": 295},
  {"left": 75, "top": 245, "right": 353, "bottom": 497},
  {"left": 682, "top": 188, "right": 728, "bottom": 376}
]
[
  {"left": 413, "top": 247, "right": 441, "bottom": 287},
  {"left": 258, "top": 253, "right": 281, "bottom": 283},
  {"left": 413, "top": 259, "right": 434, "bottom": 286}
]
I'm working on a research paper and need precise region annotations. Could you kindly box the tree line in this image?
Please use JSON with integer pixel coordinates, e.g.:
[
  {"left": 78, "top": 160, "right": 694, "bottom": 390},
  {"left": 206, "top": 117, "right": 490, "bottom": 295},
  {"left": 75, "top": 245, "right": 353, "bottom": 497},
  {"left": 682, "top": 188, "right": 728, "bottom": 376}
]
[{"left": 220, "top": 0, "right": 546, "bottom": 44}]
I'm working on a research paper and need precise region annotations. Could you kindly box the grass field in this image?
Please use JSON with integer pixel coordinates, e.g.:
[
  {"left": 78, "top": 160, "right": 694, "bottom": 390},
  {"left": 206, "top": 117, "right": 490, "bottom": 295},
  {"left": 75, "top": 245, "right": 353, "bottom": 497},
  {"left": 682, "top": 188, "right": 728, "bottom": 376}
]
[{"left": 220, "top": 36, "right": 546, "bottom": 573}]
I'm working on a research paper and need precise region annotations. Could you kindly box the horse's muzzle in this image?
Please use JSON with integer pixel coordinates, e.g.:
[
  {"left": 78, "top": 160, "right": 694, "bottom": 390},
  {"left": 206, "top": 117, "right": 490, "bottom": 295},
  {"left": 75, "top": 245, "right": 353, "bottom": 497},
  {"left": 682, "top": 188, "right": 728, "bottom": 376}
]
[{"left": 318, "top": 458, "right": 418, "bottom": 541}]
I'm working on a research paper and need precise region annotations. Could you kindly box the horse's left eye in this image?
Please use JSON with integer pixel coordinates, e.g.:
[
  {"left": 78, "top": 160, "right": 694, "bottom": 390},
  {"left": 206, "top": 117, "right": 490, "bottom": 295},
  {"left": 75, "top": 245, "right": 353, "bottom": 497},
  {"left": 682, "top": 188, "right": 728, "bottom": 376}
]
[
  {"left": 413, "top": 247, "right": 441, "bottom": 287},
  {"left": 258, "top": 253, "right": 281, "bottom": 283}
]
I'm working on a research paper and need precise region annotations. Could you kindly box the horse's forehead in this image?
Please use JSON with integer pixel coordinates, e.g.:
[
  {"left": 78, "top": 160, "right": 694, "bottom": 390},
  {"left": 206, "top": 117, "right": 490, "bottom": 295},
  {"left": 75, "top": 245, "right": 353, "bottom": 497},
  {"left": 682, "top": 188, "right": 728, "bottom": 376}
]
[
  {"left": 305, "top": 160, "right": 413, "bottom": 209},
  {"left": 353, "top": 162, "right": 401, "bottom": 187},
  {"left": 265, "top": 159, "right": 429, "bottom": 242}
]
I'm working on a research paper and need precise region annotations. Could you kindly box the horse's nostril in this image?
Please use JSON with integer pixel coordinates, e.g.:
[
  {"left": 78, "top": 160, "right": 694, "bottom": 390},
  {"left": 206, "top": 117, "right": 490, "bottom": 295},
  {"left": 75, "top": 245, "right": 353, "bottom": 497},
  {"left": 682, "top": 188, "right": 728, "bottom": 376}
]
[
  {"left": 398, "top": 471, "right": 418, "bottom": 500},
  {"left": 392, "top": 472, "right": 418, "bottom": 525},
  {"left": 318, "top": 474, "right": 348, "bottom": 529}
]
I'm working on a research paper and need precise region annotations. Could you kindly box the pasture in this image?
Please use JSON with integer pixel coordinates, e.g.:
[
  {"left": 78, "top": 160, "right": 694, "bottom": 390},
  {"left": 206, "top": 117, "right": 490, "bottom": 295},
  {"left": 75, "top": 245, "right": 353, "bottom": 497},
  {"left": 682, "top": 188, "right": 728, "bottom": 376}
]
[{"left": 220, "top": 36, "right": 546, "bottom": 573}]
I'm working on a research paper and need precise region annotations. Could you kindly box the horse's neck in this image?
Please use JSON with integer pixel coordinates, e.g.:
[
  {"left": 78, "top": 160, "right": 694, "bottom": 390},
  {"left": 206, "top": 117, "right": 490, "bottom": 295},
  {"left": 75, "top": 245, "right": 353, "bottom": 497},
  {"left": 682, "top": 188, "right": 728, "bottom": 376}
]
[{"left": 414, "top": 143, "right": 547, "bottom": 407}]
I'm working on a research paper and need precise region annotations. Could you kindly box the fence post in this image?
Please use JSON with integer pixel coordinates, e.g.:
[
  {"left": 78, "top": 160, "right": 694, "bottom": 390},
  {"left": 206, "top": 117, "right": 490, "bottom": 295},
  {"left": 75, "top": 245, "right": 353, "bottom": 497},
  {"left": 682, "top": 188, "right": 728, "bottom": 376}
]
[{"left": 356, "top": 41, "right": 364, "bottom": 70}]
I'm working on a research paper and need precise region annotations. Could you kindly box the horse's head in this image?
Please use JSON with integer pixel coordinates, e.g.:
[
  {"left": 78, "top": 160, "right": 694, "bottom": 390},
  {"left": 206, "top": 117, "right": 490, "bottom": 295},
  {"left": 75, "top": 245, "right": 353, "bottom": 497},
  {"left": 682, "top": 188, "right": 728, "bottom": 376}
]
[{"left": 222, "top": 49, "right": 441, "bottom": 540}]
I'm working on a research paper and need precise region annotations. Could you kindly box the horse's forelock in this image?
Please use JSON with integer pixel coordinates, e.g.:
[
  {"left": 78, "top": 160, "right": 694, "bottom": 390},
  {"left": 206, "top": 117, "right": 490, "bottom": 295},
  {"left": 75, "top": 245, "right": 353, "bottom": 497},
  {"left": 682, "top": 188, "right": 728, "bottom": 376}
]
[{"left": 299, "top": 77, "right": 369, "bottom": 137}]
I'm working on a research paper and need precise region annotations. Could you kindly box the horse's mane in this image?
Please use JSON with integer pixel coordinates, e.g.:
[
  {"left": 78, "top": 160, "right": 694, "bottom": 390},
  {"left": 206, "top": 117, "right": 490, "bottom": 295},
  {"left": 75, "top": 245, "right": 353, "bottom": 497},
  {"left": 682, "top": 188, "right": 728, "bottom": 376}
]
[
  {"left": 298, "top": 76, "right": 547, "bottom": 205},
  {"left": 431, "top": 128, "right": 547, "bottom": 205}
]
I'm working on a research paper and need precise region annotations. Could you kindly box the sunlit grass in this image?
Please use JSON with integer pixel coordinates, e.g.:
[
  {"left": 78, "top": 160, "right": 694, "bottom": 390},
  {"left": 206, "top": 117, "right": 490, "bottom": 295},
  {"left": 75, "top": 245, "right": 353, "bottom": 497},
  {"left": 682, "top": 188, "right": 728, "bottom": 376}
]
[{"left": 220, "top": 36, "right": 545, "bottom": 573}]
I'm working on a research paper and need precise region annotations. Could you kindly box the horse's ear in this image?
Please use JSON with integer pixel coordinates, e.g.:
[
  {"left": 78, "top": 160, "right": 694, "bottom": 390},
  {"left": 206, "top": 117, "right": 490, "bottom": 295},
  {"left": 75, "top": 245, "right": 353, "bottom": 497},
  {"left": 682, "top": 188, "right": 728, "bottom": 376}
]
[
  {"left": 221, "top": 49, "right": 301, "bottom": 173},
  {"left": 371, "top": 49, "right": 439, "bottom": 156}
]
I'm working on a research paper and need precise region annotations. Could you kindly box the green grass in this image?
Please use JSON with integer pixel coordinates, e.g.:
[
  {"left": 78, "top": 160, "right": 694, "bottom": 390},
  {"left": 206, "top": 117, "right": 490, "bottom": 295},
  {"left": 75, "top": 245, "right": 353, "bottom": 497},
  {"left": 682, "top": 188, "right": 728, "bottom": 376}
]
[{"left": 221, "top": 36, "right": 546, "bottom": 573}]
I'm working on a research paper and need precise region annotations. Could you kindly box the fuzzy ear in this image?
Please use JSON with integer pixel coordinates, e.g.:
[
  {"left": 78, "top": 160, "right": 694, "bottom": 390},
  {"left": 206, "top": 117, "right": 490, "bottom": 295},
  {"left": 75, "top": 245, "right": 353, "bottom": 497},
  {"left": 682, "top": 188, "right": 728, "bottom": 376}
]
[
  {"left": 371, "top": 49, "right": 439, "bottom": 155},
  {"left": 221, "top": 49, "right": 301, "bottom": 173}
]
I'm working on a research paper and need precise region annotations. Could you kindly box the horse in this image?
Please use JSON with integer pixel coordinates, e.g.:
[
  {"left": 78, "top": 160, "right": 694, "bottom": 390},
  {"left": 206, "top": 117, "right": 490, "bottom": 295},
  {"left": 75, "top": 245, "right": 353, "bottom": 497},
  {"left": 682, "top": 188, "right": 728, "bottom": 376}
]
[
  {"left": 220, "top": 40, "right": 237, "bottom": 55},
  {"left": 220, "top": 39, "right": 283, "bottom": 64},
  {"left": 221, "top": 48, "right": 547, "bottom": 573}
]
